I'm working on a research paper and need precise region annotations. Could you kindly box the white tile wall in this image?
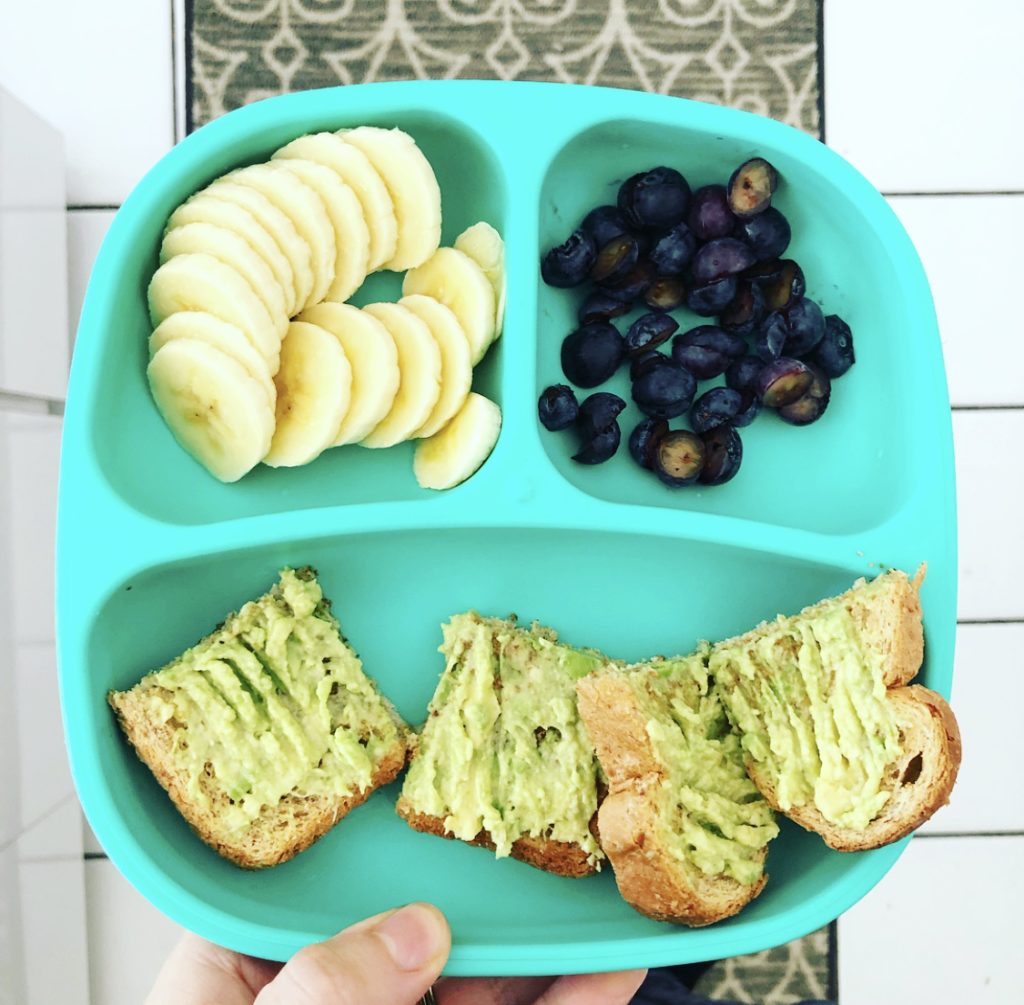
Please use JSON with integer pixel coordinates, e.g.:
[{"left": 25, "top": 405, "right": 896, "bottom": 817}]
[
  {"left": 0, "top": 88, "right": 68, "bottom": 400},
  {"left": 838, "top": 837, "right": 1024, "bottom": 1004},
  {"left": 0, "top": 2, "right": 174, "bottom": 205},
  {"left": 17, "top": 798, "right": 84, "bottom": 862},
  {"left": 85, "top": 861, "right": 180, "bottom": 1005},
  {"left": 953, "top": 410, "right": 1024, "bottom": 622},
  {"left": 0, "top": 844, "right": 27, "bottom": 1005},
  {"left": 15, "top": 643, "right": 73, "bottom": 831},
  {"left": 3, "top": 413, "right": 61, "bottom": 646},
  {"left": 0, "top": 407, "right": 87, "bottom": 1005},
  {"left": 66, "top": 210, "right": 115, "bottom": 354},
  {"left": 888, "top": 195, "right": 1024, "bottom": 408},
  {"left": 18, "top": 859, "right": 88, "bottom": 1005},
  {"left": 921, "top": 623, "right": 1024, "bottom": 834},
  {"left": 825, "top": 1, "right": 1024, "bottom": 193}
]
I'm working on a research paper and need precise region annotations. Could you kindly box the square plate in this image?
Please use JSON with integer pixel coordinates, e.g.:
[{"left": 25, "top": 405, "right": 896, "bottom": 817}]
[{"left": 58, "top": 81, "right": 956, "bottom": 974}]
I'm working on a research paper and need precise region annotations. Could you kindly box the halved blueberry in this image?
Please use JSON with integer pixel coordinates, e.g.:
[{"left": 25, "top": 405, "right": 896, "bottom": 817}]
[
  {"left": 691, "top": 238, "right": 756, "bottom": 285},
  {"left": 686, "top": 276, "right": 738, "bottom": 317},
  {"left": 654, "top": 430, "right": 705, "bottom": 486},
  {"left": 628, "top": 416, "right": 669, "bottom": 470},
  {"left": 757, "top": 357, "right": 814, "bottom": 407},
  {"left": 734, "top": 207, "right": 791, "bottom": 261},
  {"left": 625, "top": 313, "right": 679, "bottom": 356},
  {"left": 727, "top": 158, "right": 779, "bottom": 218},
  {"left": 777, "top": 363, "right": 831, "bottom": 425},
  {"left": 541, "top": 229, "right": 597, "bottom": 287},
  {"left": 699, "top": 424, "right": 743, "bottom": 485},
  {"left": 688, "top": 184, "right": 736, "bottom": 241},
  {"left": 538, "top": 384, "right": 579, "bottom": 431},
  {"left": 690, "top": 387, "right": 744, "bottom": 434},
  {"left": 580, "top": 205, "right": 630, "bottom": 249},
  {"left": 632, "top": 358, "right": 697, "bottom": 419}
]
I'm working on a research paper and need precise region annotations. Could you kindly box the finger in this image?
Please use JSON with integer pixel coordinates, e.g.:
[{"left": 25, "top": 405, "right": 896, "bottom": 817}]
[
  {"left": 533, "top": 969, "right": 649, "bottom": 1005},
  {"left": 254, "top": 903, "right": 450, "bottom": 1005},
  {"left": 435, "top": 975, "right": 556, "bottom": 1005},
  {"left": 146, "top": 932, "right": 281, "bottom": 1005}
]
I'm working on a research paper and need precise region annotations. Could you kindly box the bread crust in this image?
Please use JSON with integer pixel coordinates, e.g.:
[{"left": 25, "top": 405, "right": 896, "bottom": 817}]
[
  {"left": 748, "top": 685, "right": 961, "bottom": 851},
  {"left": 394, "top": 800, "right": 598, "bottom": 878},
  {"left": 716, "top": 568, "right": 961, "bottom": 850},
  {"left": 575, "top": 672, "right": 769, "bottom": 926},
  {"left": 110, "top": 689, "right": 408, "bottom": 869},
  {"left": 717, "top": 567, "right": 926, "bottom": 689}
]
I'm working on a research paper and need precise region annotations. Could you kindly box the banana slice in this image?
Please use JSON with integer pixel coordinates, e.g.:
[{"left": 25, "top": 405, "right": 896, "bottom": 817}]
[
  {"left": 222, "top": 164, "right": 336, "bottom": 310},
  {"left": 413, "top": 393, "right": 501, "bottom": 491},
  {"left": 147, "top": 253, "right": 280, "bottom": 371},
  {"left": 298, "top": 302, "right": 400, "bottom": 446},
  {"left": 401, "top": 247, "right": 496, "bottom": 365},
  {"left": 273, "top": 132, "right": 397, "bottom": 272},
  {"left": 454, "top": 221, "right": 506, "bottom": 340},
  {"left": 159, "top": 222, "right": 289, "bottom": 337},
  {"left": 147, "top": 338, "right": 274, "bottom": 483},
  {"left": 398, "top": 295, "right": 472, "bottom": 439},
  {"left": 149, "top": 311, "right": 276, "bottom": 409},
  {"left": 275, "top": 158, "right": 370, "bottom": 303},
  {"left": 264, "top": 321, "right": 352, "bottom": 468},
  {"left": 166, "top": 195, "right": 297, "bottom": 314},
  {"left": 338, "top": 126, "right": 441, "bottom": 271},
  {"left": 203, "top": 181, "right": 314, "bottom": 315},
  {"left": 359, "top": 302, "right": 441, "bottom": 449}
]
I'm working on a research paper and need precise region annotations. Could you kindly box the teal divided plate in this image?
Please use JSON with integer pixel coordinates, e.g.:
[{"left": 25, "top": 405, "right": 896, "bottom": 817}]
[{"left": 58, "top": 81, "right": 956, "bottom": 974}]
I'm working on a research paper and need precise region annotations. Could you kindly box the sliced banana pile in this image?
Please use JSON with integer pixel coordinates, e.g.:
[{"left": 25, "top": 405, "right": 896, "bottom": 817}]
[{"left": 145, "top": 125, "right": 503, "bottom": 490}]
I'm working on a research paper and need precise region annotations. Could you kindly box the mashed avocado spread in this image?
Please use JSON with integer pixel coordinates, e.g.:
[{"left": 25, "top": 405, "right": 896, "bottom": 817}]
[
  {"left": 136, "top": 568, "right": 403, "bottom": 834},
  {"left": 627, "top": 656, "right": 778, "bottom": 886},
  {"left": 709, "top": 576, "right": 902, "bottom": 831},
  {"left": 400, "top": 613, "right": 606, "bottom": 862}
]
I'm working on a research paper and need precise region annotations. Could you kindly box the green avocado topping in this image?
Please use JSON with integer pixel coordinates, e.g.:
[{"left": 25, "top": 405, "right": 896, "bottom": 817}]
[
  {"left": 135, "top": 569, "right": 404, "bottom": 834},
  {"left": 400, "top": 613, "right": 607, "bottom": 861},
  {"left": 625, "top": 656, "right": 778, "bottom": 886},
  {"left": 709, "top": 576, "right": 902, "bottom": 831}
]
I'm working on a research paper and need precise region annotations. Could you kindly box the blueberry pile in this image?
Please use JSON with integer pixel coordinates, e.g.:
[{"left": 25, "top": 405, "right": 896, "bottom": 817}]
[{"left": 539, "top": 160, "right": 856, "bottom": 487}]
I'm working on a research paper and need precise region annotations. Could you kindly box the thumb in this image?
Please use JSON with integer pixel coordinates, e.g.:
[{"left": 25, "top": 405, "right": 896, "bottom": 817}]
[{"left": 255, "top": 903, "right": 450, "bottom": 1005}]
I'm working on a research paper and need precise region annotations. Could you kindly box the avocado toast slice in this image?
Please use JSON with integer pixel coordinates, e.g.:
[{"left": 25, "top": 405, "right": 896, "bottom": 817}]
[
  {"left": 109, "top": 567, "right": 408, "bottom": 868},
  {"left": 396, "top": 612, "right": 608, "bottom": 877},
  {"left": 576, "top": 656, "right": 779, "bottom": 926},
  {"left": 709, "top": 568, "right": 961, "bottom": 851}
]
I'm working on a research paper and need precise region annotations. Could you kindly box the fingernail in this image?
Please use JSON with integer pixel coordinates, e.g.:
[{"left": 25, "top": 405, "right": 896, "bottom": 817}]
[{"left": 374, "top": 903, "right": 446, "bottom": 971}]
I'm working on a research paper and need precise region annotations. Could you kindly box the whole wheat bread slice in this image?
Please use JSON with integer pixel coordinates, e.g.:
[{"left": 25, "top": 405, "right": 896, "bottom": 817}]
[
  {"left": 748, "top": 684, "right": 961, "bottom": 851},
  {"left": 109, "top": 568, "right": 409, "bottom": 869},
  {"left": 576, "top": 666, "right": 777, "bottom": 926},
  {"left": 395, "top": 804, "right": 599, "bottom": 878},
  {"left": 395, "top": 612, "right": 607, "bottom": 878},
  {"left": 111, "top": 689, "right": 407, "bottom": 868},
  {"left": 710, "top": 567, "right": 962, "bottom": 850}
]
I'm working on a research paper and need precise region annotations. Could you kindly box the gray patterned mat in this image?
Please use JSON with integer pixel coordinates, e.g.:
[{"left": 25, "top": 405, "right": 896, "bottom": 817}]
[
  {"left": 189, "top": 0, "right": 821, "bottom": 135},
  {"left": 187, "top": 3, "right": 829, "bottom": 1001}
]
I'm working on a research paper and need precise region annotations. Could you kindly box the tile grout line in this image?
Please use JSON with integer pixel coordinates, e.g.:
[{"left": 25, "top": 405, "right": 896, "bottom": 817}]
[
  {"left": 170, "top": 0, "right": 179, "bottom": 146},
  {"left": 0, "top": 390, "right": 65, "bottom": 414},
  {"left": 827, "top": 919, "right": 838, "bottom": 1002},
  {"left": 951, "top": 404, "right": 1024, "bottom": 412},
  {"left": 957, "top": 618, "right": 1024, "bottom": 626},
  {"left": 915, "top": 830, "right": 1024, "bottom": 839},
  {"left": 882, "top": 190, "right": 1024, "bottom": 198},
  {"left": 815, "top": 0, "right": 826, "bottom": 143},
  {"left": 0, "top": 793, "right": 77, "bottom": 853}
]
